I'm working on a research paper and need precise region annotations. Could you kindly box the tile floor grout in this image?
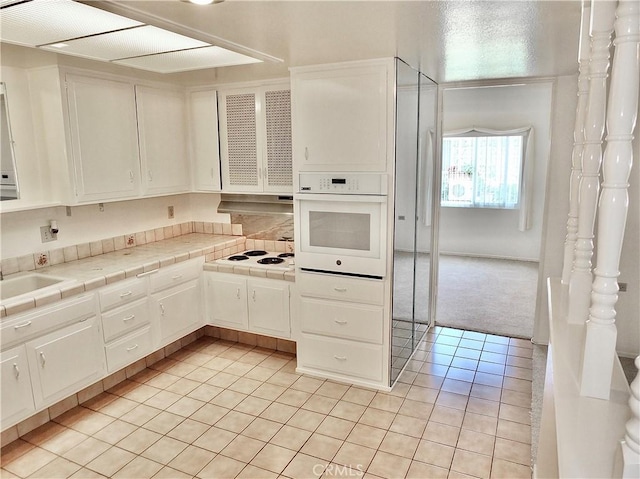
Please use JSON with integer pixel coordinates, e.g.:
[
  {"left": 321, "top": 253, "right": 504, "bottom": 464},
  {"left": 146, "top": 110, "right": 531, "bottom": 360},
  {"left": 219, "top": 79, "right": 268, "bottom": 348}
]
[{"left": 1, "top": 326, "right": 533, "bottom": 479}]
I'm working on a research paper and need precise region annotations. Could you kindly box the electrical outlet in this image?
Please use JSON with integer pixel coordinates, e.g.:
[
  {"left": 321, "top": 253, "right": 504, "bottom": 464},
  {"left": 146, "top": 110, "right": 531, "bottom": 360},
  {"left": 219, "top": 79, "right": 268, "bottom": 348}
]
[
  {"left": 66, "top": 206, "right": 72, "bottom": 217},
  {"left": 168, "top": 206, "right": 174, "bottom": 219},
  {"left": 40, "top": 225, "right": 57, "bottom": 243},
  {"left": 619, "top": 282, "right": 627, "bottom": 292},
  {"left": 98, "top": 203, "right": 104, "bottom": 212}
]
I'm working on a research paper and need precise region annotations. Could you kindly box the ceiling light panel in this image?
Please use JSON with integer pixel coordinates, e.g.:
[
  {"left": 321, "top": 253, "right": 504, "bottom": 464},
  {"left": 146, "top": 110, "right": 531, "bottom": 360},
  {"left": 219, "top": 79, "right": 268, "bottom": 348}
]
[
  {"left": 0, "top": 0, "right": 143, "bottom": 48},
  {"left": 40, "top": 25, "right": 210, "bottom": 61},
  {"left": 113, "top": 46, "right": 262, "bottom": 74}
]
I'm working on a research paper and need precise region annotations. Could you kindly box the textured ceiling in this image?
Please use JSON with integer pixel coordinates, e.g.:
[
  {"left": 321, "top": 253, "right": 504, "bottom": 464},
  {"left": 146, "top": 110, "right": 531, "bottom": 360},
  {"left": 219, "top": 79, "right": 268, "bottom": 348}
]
[{"left": 92, "top": 0, "right": 583, "bottom": 84}]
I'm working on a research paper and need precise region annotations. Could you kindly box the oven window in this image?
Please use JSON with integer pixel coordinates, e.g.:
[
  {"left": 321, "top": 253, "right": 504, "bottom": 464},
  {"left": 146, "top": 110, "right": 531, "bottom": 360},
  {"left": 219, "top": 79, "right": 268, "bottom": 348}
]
[{"left": 309, "top": 211, "right": 371, "bottom": 251}]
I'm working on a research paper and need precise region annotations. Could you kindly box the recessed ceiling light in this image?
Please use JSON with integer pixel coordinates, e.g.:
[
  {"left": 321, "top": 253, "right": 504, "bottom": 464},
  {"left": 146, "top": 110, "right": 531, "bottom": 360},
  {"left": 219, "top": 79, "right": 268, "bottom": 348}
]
[
  {"left": 48, "top": 43, "right": 69, "bottom": 49},
  {"left": 180, "top": 0, "right": 225, "bottom": 5}
]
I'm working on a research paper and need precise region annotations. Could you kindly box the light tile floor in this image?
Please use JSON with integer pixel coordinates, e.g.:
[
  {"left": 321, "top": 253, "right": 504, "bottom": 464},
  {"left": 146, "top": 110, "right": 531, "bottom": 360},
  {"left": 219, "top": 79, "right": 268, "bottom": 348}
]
[{"left": 1, "top": 327, "right": 533, "bottom": 479}]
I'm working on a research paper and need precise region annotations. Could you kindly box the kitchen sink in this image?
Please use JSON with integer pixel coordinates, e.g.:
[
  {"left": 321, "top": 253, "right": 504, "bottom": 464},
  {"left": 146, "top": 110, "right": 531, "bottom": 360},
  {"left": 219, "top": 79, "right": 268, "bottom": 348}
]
[{"left": 0, "top": 272, "right": 73, "bottom": 301}]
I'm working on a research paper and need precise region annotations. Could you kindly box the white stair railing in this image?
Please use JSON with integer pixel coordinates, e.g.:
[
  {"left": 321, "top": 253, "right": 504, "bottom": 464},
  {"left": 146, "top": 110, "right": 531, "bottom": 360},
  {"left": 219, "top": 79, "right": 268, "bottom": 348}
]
[
  {"left": 580, "top": 0, "right": 639, "bottom": 401},
  {"left": 562, "top": 1, "right": 591, "bottom": 286},
  {"left": 621, "top": 357, "right": 640, "bottom": 478},
  {"left": 567, "top": 0, "right": 617, "bottom": 324}
]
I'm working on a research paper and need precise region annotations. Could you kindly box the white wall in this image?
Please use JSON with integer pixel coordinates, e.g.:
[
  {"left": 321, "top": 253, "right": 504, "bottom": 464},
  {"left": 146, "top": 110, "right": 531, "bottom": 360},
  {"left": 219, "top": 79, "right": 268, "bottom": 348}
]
[
  {"left": 438, "top": 82, "right": 554, "bottom": 261},
  {"left": 0, "top": 194, "right": 229, "bottom": 260}
]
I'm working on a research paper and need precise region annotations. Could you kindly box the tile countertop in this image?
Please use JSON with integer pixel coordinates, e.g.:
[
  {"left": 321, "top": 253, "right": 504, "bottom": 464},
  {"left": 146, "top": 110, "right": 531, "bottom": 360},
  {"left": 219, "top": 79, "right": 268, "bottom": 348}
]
[{"left": 1, "top": 233, "right": 244, "bottom": 317}]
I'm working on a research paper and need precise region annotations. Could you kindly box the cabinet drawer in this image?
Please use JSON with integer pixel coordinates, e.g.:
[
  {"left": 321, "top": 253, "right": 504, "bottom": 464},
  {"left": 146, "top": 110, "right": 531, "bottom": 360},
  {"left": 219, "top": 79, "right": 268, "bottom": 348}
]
[
  {"left": 105, "top": 326, "right": 153, "bottom": 373},
  {"left": 1, "top": 294, "right": 96, "bottom": 349},
  {"left": 299, "top": 297, "right": 383, "bottom": 344},
  {"left": 101, "top": 298, "right": 150, "bottom": 343},
  {"left": 150, "top": 258, "right": 203, "bottom": 293},
  {"left": 99, "top": 277, "right": 147, "bottom": 312},
  {"left": 298, "top": 335, "right": 383, "bottom": 382},
  {"left": 297, "top": 272, "right": 384, "bottom": 305}
]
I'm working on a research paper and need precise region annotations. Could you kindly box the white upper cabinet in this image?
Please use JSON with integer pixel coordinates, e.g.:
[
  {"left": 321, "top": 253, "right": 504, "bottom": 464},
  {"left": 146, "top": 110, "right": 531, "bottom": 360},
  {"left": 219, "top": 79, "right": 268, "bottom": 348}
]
[
  {"left": 136, "top": 85, "right": 190, "bottom": 196},
  {"left": 218, "top": 83, "right": 292, "bottom": 193},
  {"left": 65, "top": 74, "right": 141, "bottom": 202},
  {"left": 290, "top": 59, "right": 394, "bottom": 173},
  {"left": 189, "top": 89, "right": 221, "bottom": 192}
]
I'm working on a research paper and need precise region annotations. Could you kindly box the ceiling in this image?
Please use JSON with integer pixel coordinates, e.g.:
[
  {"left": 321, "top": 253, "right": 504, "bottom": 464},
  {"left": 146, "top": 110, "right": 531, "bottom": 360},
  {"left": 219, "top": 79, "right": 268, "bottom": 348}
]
[{"left": 94, "top": 0, "right": 582, "bottom": 85}]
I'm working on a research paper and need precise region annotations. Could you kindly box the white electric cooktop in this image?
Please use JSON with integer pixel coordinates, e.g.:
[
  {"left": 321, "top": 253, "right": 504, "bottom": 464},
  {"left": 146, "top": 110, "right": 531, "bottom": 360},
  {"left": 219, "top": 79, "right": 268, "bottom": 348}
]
[{"left": 216, "top": 250, "right": 295, "bottom": 271}]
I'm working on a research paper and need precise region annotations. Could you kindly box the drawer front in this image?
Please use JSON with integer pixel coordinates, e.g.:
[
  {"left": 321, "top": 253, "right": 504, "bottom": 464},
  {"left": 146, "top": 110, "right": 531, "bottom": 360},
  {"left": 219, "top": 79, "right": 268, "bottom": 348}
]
[
  {"left": 297, "top": 272, "right": 384, "bottom": 305},
  {"left": 101, "top": 298, "right": 150, "bottom": 343},
  {"left": 105, "top": 326, "right": 153, "bottom": 373},
  {"left": 300, "top": 297, "right": 383, "bottom": 344},
  {"left": 298, "top": 335, "right": 383, "bottom": 382},
  {"left": 1, "top": 294, "right": 96, "bottom": 349},
  {"left": 99, "top": 277, "right": 147, "bottom": 312},
  {"left": 150, "top": 258, "right": 203, "bottom": 293}
]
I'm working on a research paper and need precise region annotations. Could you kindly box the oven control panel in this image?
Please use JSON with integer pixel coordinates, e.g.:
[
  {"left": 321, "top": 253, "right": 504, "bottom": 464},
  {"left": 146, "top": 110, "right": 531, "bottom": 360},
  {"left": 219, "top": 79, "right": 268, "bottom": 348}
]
[{"left": 298, "top": 173, "right": 387, "bottom": 195}]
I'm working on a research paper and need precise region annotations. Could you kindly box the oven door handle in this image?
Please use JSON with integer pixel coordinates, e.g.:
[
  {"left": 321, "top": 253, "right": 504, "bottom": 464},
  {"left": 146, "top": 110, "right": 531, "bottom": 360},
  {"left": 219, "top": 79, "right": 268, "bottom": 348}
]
[{"left": 293, "top": 193, "right": 387, "bottom": 203}]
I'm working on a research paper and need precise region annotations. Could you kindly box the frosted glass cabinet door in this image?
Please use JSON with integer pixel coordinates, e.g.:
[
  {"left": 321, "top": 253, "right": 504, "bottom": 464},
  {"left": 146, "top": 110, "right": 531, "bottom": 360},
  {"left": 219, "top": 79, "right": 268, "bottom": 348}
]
[
  {"left": 65, "top": 74, "right": 141, "bottom": 202},
  {"left": 136, "top": 85, "right": 191, "bottom": 195}
]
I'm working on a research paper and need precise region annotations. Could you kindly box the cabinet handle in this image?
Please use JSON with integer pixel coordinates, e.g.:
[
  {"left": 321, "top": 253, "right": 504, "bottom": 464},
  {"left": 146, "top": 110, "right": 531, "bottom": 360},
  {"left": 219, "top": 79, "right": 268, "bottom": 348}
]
[
  {"left": 122, "top": 314, "right": 135, "bottom": 322},
  {"left": 334, "top": 355, "right": 347, "bottom": 361},
  {"left": 13, "top": 363, "right": 19, "bottom": 379},
  {"left": 171, "top": 274, "right": 183, "bottom": 280},
  {"left": 39, "top": 352, "right": 46, "bottom": 367},
  {"left": 129, "top": 170, "right": 134, "bottom": 183},
  {"left": 160, "top": 303, "right": 165, "bottom": 315},
  {"left": 13, "top": 320, "right": 32, "bottom": 330},
  {"left": 333, "top": 287, "right": 347, "bottom": 293},
  {"left": 148, "top": 169, "right": 153, "bottom": 182},
  {"left": 334, "top": 319, "right": 347, "bottom": 325},
  {"left": 120, "top": 291, "right": 133, "bottom": 298},
  {"left": 252, "top": 290, "right": 256, "bottom": 301},
  {"left": 236, "top": 288, "right": 240, "bottom": 299},
  {"left": 305, "top": 147, "right": 309, "bottom": 161},
  {"left": 126, "top": 344, "right": 139, "bottom": 352}
]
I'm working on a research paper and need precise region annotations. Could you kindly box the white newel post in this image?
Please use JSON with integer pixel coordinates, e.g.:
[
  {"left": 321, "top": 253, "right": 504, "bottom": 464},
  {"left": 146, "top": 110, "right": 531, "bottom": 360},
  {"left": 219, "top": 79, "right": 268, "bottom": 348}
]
[
  {"left": 621, "top": 356, "right": 640, "bottom": 478},
  {"left": 562, "top": 1, "right": 592, "bottom": 286},
  {"left": 580, "top": 0, "right": 639, "bottom": 400},
  {"left": 568, "top": 0, "right": 618, "bottom": 324}
]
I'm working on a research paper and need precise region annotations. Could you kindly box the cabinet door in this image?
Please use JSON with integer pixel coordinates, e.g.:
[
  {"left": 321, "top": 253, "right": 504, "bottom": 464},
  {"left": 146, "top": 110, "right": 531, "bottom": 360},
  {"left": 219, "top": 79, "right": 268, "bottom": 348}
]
[
  {"left": 248, "top": 279, "right": 290, "bottom": 338},
  {"left": 205, "top": 274, "right": 248, "bottom": 330},
  {"left": 26, "top": 317, "right": 104, "bottom": 408},
  {"left": 1, "top": 345, "right": 35, "bottom": 428},
  {"left": 219, "top": 89, "right": 261, "bottom": 192},
  {"left": 152, "top": 279, "right": 202, "bottom": 346},
  {"left": 66, "top": 74, "right": 140, "bottom": 202},
  {"left": 136, "top": 85, "right": 190, "bottom": 195},
  {"left": 263, "top": 88, "right": 293, "bottom": 193},
  {"left": 189, "top": 89, "right": 221, "bottom": 192},
  {"left": 291, "top": 60, "right": 392, "bottom": 172}
]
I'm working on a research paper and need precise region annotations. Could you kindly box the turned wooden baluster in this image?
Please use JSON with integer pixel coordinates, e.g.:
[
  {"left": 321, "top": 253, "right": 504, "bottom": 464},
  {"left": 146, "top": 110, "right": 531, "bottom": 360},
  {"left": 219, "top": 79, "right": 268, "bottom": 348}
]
[
  {"left": 562, "top": 1, "right": 591, "bottom": 286},
  {"left": 567, "top": 0, "right": 617, "bottom": 324},
  {"left": 580, "top": 0, "right": 639, "bottom": 400},
  {"left": 621, "top": 356, "right": 640, "bottom": 478}
]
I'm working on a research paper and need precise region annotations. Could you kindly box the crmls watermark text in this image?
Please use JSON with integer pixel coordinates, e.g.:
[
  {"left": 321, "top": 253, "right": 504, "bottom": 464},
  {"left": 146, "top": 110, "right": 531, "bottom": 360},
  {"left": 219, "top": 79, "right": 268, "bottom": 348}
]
[{"left": 315, "top": 463, "right": 365, "bottom": 476}]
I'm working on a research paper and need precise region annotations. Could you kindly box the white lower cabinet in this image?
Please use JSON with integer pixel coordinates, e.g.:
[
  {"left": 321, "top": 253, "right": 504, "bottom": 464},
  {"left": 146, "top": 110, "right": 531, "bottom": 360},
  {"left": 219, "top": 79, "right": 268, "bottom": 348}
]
[
  {"left": 295, "top": 272, "right": 386, "bottom": 387},
  {"left": 205, "top": 272, "right": 291, "bottom": 339},
  {"left": 150, "top": 258, "right": 205, "bottom": 347},
  {"left": 26, "top": 317, "right": 104, "bottom": 409},
  {"left": 104, "top": 325, "right": 154, "bottom": 372},
  {"left": 0, "top": 345, "right": 36, "bottom": 427}
]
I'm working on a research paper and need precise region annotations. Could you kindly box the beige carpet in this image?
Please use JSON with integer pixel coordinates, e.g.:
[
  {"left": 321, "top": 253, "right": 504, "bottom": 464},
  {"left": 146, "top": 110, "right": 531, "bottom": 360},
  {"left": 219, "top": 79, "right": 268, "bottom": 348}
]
[{"left": 435, "top": 255, "right": 539, "bottom": 339}]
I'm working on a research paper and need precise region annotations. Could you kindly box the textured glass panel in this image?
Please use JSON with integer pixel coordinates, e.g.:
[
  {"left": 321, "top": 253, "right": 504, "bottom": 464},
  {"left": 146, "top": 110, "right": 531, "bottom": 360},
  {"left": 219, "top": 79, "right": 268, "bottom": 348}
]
[{"left": 265, "top": 90, "right": 292, "bottom": 187}]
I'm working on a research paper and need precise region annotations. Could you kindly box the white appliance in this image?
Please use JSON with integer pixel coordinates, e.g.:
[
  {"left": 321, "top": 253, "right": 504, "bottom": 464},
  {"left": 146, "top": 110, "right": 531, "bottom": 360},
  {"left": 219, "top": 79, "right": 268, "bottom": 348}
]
[
  {"left": 295, "top": 172, "right": 388, "bottom": 278},
  {"left": 216, "top": 250, "right": 294, "bottom": 271}
]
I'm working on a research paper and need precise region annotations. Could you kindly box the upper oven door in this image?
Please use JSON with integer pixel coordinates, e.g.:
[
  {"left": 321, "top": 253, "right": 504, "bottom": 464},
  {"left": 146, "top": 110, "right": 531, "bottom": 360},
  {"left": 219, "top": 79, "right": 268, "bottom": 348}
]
[{"left": 295, "top": 193, "right": 387, "bottom": 278}]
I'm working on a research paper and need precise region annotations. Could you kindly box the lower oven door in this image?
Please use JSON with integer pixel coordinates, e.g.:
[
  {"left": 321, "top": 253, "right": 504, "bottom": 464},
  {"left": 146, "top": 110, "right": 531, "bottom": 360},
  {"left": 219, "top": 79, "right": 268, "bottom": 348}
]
[{"left": 295, "top": 193, "right": 387, "bottom": 278}]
